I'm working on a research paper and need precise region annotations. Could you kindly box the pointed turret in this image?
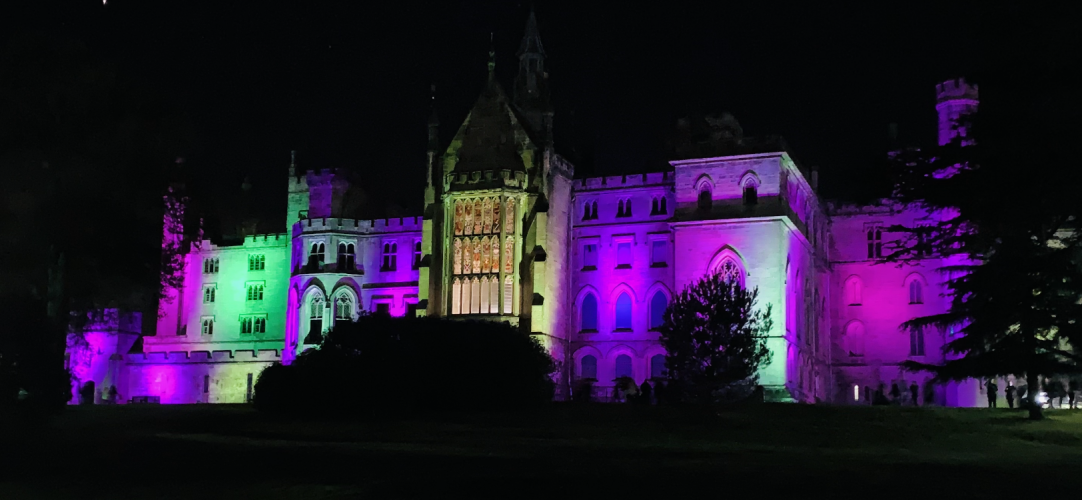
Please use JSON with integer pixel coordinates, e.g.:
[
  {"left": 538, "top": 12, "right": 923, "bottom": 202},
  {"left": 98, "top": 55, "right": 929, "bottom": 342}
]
[{"left": 513, "top": 8, "right": 551, "bottom": 142}]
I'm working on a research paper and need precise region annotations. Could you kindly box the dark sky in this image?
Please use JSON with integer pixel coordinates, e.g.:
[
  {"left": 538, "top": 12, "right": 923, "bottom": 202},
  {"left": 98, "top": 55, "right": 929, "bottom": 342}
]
[{"left": 5, "top": 1, "right": 980, "bottom": 233}]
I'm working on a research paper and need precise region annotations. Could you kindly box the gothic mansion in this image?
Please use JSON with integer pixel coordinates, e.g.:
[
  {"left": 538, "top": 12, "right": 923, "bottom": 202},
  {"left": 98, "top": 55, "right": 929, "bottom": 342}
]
[{"left": 67, "top": 13, "right": 986, "bottom": 406}]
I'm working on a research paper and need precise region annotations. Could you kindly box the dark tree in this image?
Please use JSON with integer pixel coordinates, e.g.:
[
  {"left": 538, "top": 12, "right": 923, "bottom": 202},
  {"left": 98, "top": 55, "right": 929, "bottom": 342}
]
[
  {"left": 254, "top": 315, "right": 556, "bottom": 416},
  {"left": 888, "top": 8, "right": 1082, "bottom": 419},
  {"left": 660, "top": 273, "right": 772, "bottom": 404}
]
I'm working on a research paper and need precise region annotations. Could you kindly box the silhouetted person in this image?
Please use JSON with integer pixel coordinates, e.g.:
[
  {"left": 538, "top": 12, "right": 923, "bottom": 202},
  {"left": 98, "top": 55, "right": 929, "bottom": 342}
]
[
  {"left": 873, "top": 384, "right": 889, "bottom": 405},
  {"left": 890, "top": 383, "right": 901, "bottom": 403},
  {"left": 639, "top": 381, "right": 652, "bottom": 405},
  {"left": 1070, "top": 380, "right": 1079, "bottom": 409},
  {"left": 909, "top": 382, "right": 919, "bottom": 406},
  {"left": 108, "top": 385, "right": 118, "bottom": 404},
  {"left": 986, "top": 380, "right": 998, "bottom": 408},
  {"left": 1005, "top": 384, "right": 1016, "bottom": 409}
]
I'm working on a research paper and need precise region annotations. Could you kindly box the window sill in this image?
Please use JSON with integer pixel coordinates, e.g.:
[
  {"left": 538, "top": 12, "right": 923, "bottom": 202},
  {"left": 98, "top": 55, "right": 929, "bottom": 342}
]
[
  {"left": 613, "top": 328, "right": 633, "bottom": 333},
  {"left": 615, "top": 264, "right": 632, "bottom": 269},
  {"left": 581, "top": 266, "right": 597, "bottom": 271},
  {"left": 848, "top": 303, "right": 861, "bottom": 306},
  {"left": 650, "top": 263, "right": 668, "bottom": 268},
  {"left": 579, "top": 329, "right": 598, "bottom": 334},
  {"left": 380, "top": 267, "right": 398, "bottom": 272}
]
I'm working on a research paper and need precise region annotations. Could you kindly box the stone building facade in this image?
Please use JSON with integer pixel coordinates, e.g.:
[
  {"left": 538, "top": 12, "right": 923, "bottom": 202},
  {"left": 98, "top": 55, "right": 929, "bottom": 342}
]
[{"left": 67, "top": 13, "right": 984, "bottom": 406}]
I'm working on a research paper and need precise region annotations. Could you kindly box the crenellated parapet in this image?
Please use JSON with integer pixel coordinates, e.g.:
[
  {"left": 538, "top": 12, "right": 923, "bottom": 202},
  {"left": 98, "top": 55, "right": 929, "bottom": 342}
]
[
  {"left": 935, "top": 78, "right": 979, "bottom": 105},
  {"left": 294, "top": 216, "right": 424, "bottom": 236},
  {"left": 444, "top": 169, "right": 528, "bottom": 191},
  {"left": 127, "top": 349, "right": 281, "bottom": 364},
  {"left": 573, "top": 172, "right": 674, "bottom": 192}
]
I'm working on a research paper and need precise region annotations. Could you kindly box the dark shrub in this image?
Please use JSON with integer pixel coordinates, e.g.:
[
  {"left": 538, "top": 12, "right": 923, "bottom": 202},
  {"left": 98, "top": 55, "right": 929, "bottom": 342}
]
[{"left": 254, "top": 315, "right": 555, "bottom": 416}]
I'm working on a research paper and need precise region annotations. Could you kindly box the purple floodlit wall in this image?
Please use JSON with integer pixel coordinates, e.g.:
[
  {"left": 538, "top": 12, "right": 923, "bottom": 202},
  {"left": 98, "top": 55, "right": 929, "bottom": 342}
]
[
  {"left": 66, "top": 309, "right": 142, "bottom": 404},
  {"left": 936, "top": 78, "right": 979, "bottom": 147},
  {"left": 125, "top": 350, "right": 278, "bottom": 404},
  {"left": 570, "top": 173, "right": 674, "bottom": 392},
  {"left": 828, "top": 202, "right": 951, "bottom": 404}
]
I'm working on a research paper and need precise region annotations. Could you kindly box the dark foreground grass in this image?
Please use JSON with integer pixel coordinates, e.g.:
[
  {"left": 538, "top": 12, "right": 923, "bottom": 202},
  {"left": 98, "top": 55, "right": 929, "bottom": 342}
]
[{"left": 3, "top": 403, "right": 1082, "bottom": 498}]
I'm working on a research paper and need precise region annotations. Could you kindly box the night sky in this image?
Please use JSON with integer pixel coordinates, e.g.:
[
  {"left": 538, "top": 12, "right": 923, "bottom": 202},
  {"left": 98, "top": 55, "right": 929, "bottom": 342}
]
[{"left": 5, "top": 1, "right": 981, "bottom": 234}]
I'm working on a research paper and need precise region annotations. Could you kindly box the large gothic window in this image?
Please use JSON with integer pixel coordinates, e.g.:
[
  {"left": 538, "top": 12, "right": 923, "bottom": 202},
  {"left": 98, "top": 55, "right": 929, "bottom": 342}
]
[
  {"left": 615, "top": 293, "right": 632, "bottom": 330},
  {"left": 649, "top": 291, "right": 668, "bottom": 330},
  {"left": 581, "top": 294, "right": 598, "bottom": 331},
  {"left": 481, "top": 237, "right": 491, "bottom": 273},
  {"left": 472, "top": 200, "right": 482, "bottom": 234},
  {"left": 453, "top": 238, "right": 463, "bottom": 275}
]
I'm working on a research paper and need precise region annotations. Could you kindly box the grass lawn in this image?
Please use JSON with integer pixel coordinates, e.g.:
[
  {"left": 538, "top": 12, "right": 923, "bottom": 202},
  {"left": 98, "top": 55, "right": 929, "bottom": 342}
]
[{"left": 3, "top": 403, "right": 1082, "bottom": 498}]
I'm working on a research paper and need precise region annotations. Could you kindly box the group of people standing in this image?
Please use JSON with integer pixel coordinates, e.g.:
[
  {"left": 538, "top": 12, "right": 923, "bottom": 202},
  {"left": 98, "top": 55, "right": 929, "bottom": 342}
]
[{"left": 985, "top": 378, "right": 1079, "bottom": 409}]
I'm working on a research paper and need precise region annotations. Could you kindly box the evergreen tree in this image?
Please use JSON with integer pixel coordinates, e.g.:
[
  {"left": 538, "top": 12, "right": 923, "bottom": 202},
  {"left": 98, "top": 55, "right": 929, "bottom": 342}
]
[
  {"left": 887, "top": 7, "right": 1082, "bottom": 419},
  {"left": 660, "top": 273, "right": 772, "bottom": 404}
]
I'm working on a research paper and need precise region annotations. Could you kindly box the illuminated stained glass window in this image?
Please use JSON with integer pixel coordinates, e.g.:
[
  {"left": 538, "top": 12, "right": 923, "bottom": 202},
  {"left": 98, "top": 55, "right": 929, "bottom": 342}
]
[
  {"left": 464, "top": 199, "right": 474, "bottom": 235},
  {"left": 482, "top": 198, "right": 492, "bottom": 234},
  {"left": 453, "top": 238, "right": 463, "bottom": 275},
  {"left": 505, "top": 198, "right": 515, "bottom": 234},
  {"left": 454, "top": 199, "right": 464, "bottom": 235},
  {"left": 473, "top": 200, "right": 482, "bottom": 234}
]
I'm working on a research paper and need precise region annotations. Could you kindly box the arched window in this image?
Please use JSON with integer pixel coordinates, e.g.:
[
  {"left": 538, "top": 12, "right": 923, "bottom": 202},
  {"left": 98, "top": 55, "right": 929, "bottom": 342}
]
[
  {"left": 650, "top": 354, "right": 665, "bottom": 379},
  {"left": 649, "top": 291, "right": 668, "bottom": 330},
  {"left": 338, "top": 242, "right": 356, "bottom": 271},
  {"left": 583, "top": 202, "right": 591, "bottom": 221},
  {"left": 659, "top": 197, "right": 667, "bottom": 214},
  {"left": 698, "top": 186, "right": 712, "bottom": 210},
  {"left": 845, "top": 276, "right": 862, "bottom": 306},
  {"left": 306, "top": 295, "right": 324, "bottom": 344},
  {"left": 624, "top": 199, "right": 632, "bottom": 216},
  {"left": 910, "top": 326, "right": 925, "bottom": 356},
  {"left": 580, "top": 355, "right": 597, "bottom": 380},
  {"left": 909, "top": 280, "right": 923, "bottom": 304},
  {"left": 743, "top": 183, "right": 758, "bottom": 205},
  {"left": 309, "top": 242, "right": 325, "bottom": 270},
  {"left": 845, "top": 321, "right": 865, "bottom": 357},
  {"left": 617, "top": 199, "right": 626, "bottom": 217},
  {"left": 581, "top": 294, "right": 598, "bottom": 331},
  {"left": 717, "top": 258, "right": 742, "bottom": 285},
  {"left": 614, "top": 293, "right": 633, "bottom": 330},
  {"left": 615, "top": 354, "right": 633, "bottom": 380},
  {"left": 651, "top": 197, "right": 659, "bottom": 215},
  {"left": 591, "top": 201, "right": 598, "bottom": 219},
  {"left": 334, "top": 295, "right": 353, "bottom": 327}
]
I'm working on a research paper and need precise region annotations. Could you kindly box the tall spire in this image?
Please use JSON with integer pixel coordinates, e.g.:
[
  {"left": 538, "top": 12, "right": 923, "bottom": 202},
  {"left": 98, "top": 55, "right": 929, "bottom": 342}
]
[
  {"left": 487, "top": 32, "right": 496, "bottom": 81},
  {"left": 518, "top": 7, "right": 545, "bottom": 58},
  {"left": 513, "top": 7, "right": 551, "bottom": 141}
]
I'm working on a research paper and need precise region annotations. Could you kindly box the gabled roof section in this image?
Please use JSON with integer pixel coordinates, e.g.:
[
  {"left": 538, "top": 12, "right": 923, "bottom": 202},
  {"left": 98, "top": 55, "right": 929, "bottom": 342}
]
[{"left": 444, "top": 79, "right": 537, "bottom": 173}]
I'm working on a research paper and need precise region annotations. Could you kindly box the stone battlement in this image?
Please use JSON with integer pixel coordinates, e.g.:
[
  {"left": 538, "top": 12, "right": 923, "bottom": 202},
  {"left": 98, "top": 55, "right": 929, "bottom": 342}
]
[
  {"left": 445, "top": 169, "right": 527, "bottom": 189},
  {"left": 936, "top": 78, "right": 978, "bottom": 104},
  {"left": 297, "top": 216, "right": 423, "bottom": 234},
  {"left": 197, "top": 233, "right": 289, "bottom": 251},
  {"left": 127, "top": 349, "right": 281, "bottom": 364},
  {"left": 573, "top": 172, "right": 674, "bottom": 191}
]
